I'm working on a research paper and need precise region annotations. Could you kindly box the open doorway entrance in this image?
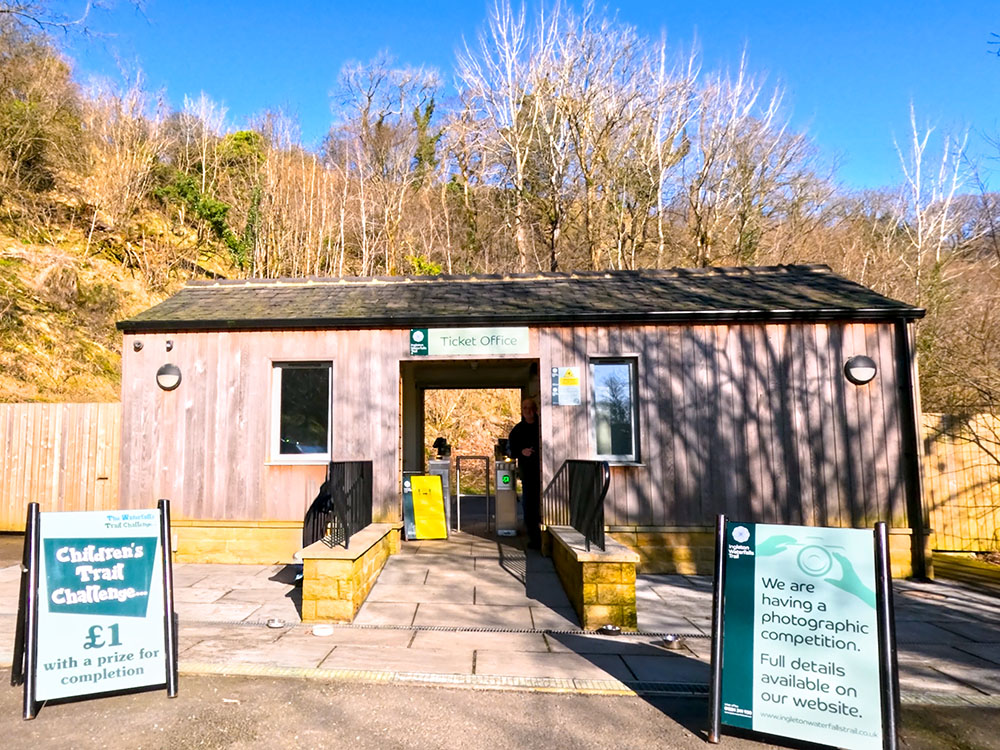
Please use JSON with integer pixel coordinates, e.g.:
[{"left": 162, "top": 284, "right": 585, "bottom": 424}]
[
  {"left": 424, "top": 387, "right": 521, "bottom": 535},
  {"left": 400, "top": 358, "right": 540, "bottom": 540}
]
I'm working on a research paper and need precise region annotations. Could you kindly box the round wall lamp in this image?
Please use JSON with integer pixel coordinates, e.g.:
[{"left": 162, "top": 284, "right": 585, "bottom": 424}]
[
  {"left": 156, "top": 363, "right": 182, "bottom": 391},
  {"left": 844, "top": 355, "right": 877, "bottom": 385}
]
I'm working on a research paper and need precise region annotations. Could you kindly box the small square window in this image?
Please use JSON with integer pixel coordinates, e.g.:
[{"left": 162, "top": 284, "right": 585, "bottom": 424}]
[
  {"left": 271, "top": 363, "right": 330, "bottom": 461},
  {"left": 591, "top": 358, "right": 639, "bottom": 462}
]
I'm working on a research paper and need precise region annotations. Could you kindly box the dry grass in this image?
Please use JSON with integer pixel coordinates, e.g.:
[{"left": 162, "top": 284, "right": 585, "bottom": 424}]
[{"left": 0, "top": 217, "right": 189, "bottom": 402}]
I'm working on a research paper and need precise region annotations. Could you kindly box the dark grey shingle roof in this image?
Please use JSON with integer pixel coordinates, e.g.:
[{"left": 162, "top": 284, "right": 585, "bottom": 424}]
[{"left": 117, "top": 265, "right": 924, "bottom": 333}]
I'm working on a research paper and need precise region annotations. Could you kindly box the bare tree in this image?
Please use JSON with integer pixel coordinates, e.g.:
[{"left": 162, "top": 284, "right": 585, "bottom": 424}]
[
  {"left": 332, "top": 53, "right": 440, "bottom": 275},
  {"left": 83, "top": 71, "right": 169, "bottom": 230},
  {"left": 456, "top": 0, "right": 543, "bottom": 272},
  {"left": 893, "top": 103, "right": 969, "bottom": 305},
  {"left": 682, "top": 53, "right": 826, "bottom": 267}
]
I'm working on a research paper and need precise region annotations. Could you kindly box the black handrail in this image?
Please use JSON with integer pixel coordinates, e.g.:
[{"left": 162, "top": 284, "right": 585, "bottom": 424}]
[
  {"left": 302, "top": 460, "right": 373, "bottom": 550},
  {"left": 542, "top": 459, "right": 611, "bottom": 551}
]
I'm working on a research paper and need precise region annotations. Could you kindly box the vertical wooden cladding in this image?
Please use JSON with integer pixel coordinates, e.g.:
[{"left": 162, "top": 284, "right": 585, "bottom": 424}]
[
  {"left": 923, "top": 413, "right": 1000, "bottom": 551},
  {"left": 119, "top": 328, "right": 405, "bottom": 524},
  {"left": 539, "top": 321, "right": 911, "bottom": 530},
  {"left": 0, "top": 402, "right": 120, "bottom": 530}
]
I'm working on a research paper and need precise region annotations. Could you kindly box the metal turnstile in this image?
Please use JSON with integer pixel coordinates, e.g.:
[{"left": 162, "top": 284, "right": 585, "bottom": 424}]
[
  {"left": 494, "top": 459, "right": 517, "bottom": 536},
  {"left": 455, "top": 455, "right": 491, "bottom": 532}
]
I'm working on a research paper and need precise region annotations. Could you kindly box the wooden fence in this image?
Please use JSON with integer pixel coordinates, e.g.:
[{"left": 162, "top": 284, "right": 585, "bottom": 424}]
[
  {"left": 0, "top": 403, "right": 120, "bottom": 531},
  {"left": 923, "top": 413, "right": 1000, "bottom": 552},
  {"left": 0, "top": 403, "right": 997, "bottom": 551}
]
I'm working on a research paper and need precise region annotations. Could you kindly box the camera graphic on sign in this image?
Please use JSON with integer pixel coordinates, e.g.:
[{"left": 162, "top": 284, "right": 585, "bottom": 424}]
[{"left": 756, "top": 534, "right": 875, "bottom": 609}]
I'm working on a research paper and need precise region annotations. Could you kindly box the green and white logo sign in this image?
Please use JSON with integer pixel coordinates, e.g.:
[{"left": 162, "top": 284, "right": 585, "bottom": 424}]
[
  {"left": 36, "top": 510, "right": 167, "bottom": 701},
  {"left": 721, "top": 523, "right": 882, "bottom": 750},
  {"left": 409, "top": 327, "right": 529, "bottom": 356}
]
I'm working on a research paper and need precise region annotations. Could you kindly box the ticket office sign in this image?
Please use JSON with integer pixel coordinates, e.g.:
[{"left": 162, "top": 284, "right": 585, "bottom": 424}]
[
  {"left": 36, "top": 509, "right": 168, "bottom": 700},
  {"left": 721, "top": 523, "right": 884, "bottom": 750}
]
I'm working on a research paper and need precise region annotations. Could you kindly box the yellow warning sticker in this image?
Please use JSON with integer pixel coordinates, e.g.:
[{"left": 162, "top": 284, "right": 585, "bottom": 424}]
[{"left": 559, "top": 368, "right": 579, "bottom": 387}]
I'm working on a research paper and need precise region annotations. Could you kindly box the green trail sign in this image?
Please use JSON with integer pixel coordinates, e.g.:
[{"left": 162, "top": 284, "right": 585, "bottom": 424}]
[
  {"left": 13, "top": 501, "right": 179, "bottom": 719},
  {"left": 710, "top": 520, "right": 898, "bottom": 750},
  {"left": 409, "top": 327, "right": 530, "bottom": 357}
]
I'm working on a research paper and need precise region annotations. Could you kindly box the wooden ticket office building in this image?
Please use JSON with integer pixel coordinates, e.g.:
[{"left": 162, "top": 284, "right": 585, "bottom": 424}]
[{"left": 116, "top": 264, "right": 928, "bottom": 575}]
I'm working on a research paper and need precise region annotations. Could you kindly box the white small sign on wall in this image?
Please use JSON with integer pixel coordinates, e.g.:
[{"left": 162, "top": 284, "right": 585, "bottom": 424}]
[{"left": 551, "top": 367, "right": 581, "bottom": 406}]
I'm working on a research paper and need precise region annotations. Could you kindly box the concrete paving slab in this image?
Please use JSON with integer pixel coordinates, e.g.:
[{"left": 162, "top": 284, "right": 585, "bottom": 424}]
[
  {"left": 529, "top": 605, "right": 580, "bottom": 630},
  {"left": 446, "top": 568, "right": 522, "bottom": 586},
  {"left": 544, "top": 633, "right": 668, "bottom": 656},
  {"left": 681, "top": 575, "right": 714, "bottom": 589},
  {"left": 353, "top": 602, "right": 417, "bottom": 626},
  {"left": 0, "top": 593, "right": 20, "bottom": 614},
  {"left": 253, "top": 565, "right": 297, "bottom": 582},
  {"left": 413, "top": 602, "right": 534, "bottom": 629},
  {"left": 683, "top": 616, "right": 713, "bottom": 635},
  {"left": 0, "top": 564, "right": 22, "bottom": 583},
  {"left": 176, "top": 564, "right": 236, "bottom": 575},
  {"left": 474, "top": 582, "right": 571, "bottom": 608},
  {"left": 638, "top": 610, "right": 704, "bottom": 634},
  {"left": 474, "top": 649, "right": 632, "bottom": 682},
  {"left": 929, "top": 621, "right": 1000, "bottom": 643},
  {"left": 173, "top": 587, "right": 228, "bottom": 604},
  {"left": 0, "top": 614, "right": 15, "bottom": 663},
  {"left": 176, "top": 622, "right": 247, "bottom": 639},
  {"left": 934, "top": 666, "right": 1000, "bottom": 694},
  {"left": 174, "top": 600, "right": 266, "bottom": 622},
  {"left": 622, "top": 653, "right": 712, "bottom": 682},
  {"left": 220, "top": 587, "right": 295, "bottom": 603},
  {"left": 245, "top": 600, "right": 303, "bottom": 622},
  {"left": 191, "top": 575, "right": 271, "bottom": 590},
  {"left": 897, "top": 664, "right": 988, "bottom": 696},
  {"left": 371, "top": 568, "right": 428, "bottom": 585},
  {"left": 283, "top": 625, "right": 414, "bottom": 648},
  {"left": 895, "top": 621, "right": 971, "bottom": 644},
  {"left": 182, "top": 637, "right": 335, "bottom": 668},
  {"left": 956, "top": 643, "right": 1000, "bottom": 667},
  {"left": 897, "top": 644, "right": 999, "bottom": 669},
  {"left": 678, "top": 638, "right": 712, "bottom": 662},
  {"left": 366, "top": 582, "right": 475, "bottom": 604},
  {"left": 410, "top": 629, "right": 550, "bottom": 653},
  {"left": 178, "top": 628, "right": 284, "bottom": 658},
  {"left": 319, "top": 644, "right": 473, "bottom": 674},
  {"left": 410, "top": 545, "right": 473, "bottom": 558}
]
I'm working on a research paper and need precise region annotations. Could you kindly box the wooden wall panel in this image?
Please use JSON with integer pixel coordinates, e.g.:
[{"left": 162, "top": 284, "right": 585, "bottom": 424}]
[
  {"left": 536, "top": 320, "right": 916, "bottom": 531},
  {"left": 118, "top": 328, "right": 407, "bottom": 524},
  {"left": 0, "top": 402, "right": 120, "bottom": 530},
  {"left": 109, "top": 319, "right": 920, "bottom": 534}
]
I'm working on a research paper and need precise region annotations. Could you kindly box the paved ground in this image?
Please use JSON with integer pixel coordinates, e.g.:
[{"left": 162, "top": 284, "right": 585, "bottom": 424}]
[
  {"left": 2, "top": 530, "right": 1000, "bottom": 747},
  {"left": 5, "top": 530, "right": 998, "bottom": 701},
  {"left": 4, "top": 670, "right": 1000, "bottom": 750}
]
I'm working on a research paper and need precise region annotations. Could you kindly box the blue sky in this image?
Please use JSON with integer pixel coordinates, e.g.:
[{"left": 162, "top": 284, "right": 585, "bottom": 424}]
[{"left": 62, "top": 1, "right": 999, "bottom": 190}]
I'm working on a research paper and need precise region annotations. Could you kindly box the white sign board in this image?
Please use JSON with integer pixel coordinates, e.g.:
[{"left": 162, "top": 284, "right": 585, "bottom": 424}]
[
  {"left": 551, "top": 366, "right": 581, "bottom": 406},
  {"left": 36, "top": 509, "right": 167, "bottom": 700},
  {"left": 721, "top": 522, "right": 884, "bottom": 749},
  {"left": 409, "top": 327, "right": 530, "bottom": 356}
]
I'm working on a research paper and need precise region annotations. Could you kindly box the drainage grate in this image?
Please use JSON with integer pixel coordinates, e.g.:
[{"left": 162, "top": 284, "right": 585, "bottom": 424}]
[{"left": 183, "top": 618, "right": 710, "bottom": 638}]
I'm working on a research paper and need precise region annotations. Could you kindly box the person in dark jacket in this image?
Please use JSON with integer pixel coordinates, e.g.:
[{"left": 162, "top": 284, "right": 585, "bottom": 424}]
[{"left": 508, "top": 397, "right": 541, "bottom": 549}]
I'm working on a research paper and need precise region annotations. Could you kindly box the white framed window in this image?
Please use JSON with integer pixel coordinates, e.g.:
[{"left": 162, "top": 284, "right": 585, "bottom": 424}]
[
  {"left": 270, "top": 362, "right": 331, "bottom": 462},
  {"left": 590, "top": 358, "right": 639, "bottom": 463}
]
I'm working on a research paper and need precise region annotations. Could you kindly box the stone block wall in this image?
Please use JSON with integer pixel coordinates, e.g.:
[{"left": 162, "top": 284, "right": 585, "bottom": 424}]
[
  {"left": 171, "top": 520, "right": 302, "bottom": 564},
  {"left": 549, "top": 526, "right": 639, "bottom": 630},
  {"left": 611, "top": 526, "right": 928, "bottom": 579},
  {"left": 300, "top": 523, "right": 400, "bottom": 622},
  {"left": 610, "top": 528, "right": 716, "bottom": 575}
]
